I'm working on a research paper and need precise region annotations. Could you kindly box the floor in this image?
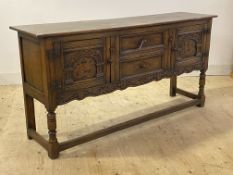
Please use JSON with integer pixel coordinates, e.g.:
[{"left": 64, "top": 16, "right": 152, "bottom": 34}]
[{"left": 0, "top": 76, "right": 233, "bottom": 175}]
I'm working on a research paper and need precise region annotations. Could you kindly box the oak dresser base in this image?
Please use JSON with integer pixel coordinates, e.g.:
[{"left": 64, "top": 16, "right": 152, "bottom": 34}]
[
  {"left": 10, "top": 12, "right": 216, "bottom": 159},
  {"left": 27, "top": 73, "right": 204, "bottom": 159}
]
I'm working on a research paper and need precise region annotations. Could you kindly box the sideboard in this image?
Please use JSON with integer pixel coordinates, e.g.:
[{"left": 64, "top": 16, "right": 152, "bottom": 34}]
[{"left": 10, "top": 12, "right": 217, "bottom": 159}]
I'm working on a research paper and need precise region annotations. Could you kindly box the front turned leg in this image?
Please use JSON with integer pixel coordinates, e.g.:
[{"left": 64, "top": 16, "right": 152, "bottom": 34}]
[
  {"left": 197, "top": 70, "right": 206, "bottom": 107},
  {"left": 170, "top": 76, "right": 177, "bottom": 97},
  {"left": 47, "top": 110, "right": 59, "bottom": 159},
  {"left": 24, "top": 94, "right": 36, "bottom": 140}
]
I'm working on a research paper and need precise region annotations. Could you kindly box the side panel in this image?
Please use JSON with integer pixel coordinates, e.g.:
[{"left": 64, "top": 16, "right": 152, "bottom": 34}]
[{"left": 21, "top": 37, "right": 44, "bottom": 91}]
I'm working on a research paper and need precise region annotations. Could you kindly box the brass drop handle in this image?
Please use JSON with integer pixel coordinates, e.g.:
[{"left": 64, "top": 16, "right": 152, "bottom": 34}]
[
  {"left": 138, "top": 39, "right": 147, "bottom": 49},
  {"left": 172, "top": 47, "right": 182, "bottom": 52},
  {"left": 138, "top": 62, "right": 146, "bottom": 69}
]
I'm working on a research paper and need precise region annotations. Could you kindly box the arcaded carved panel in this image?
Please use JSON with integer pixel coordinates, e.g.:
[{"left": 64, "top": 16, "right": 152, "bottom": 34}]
[
  {"left": 63, "top": 48, "right": 104, "bottom": 84},
  {"left": 176, "top": 32, "right": 203, "bottom": 62}
]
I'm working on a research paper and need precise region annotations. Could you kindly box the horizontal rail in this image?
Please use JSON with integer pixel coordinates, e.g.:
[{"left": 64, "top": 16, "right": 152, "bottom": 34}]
[
  {"left": 59, "top": 99, "right": 200, "bottom": 151},
  {"left": 176, "top": 88, "right": 198, "bottom": 99},
  {"left": 28, "top": 129, "right": 49, "bottom": 151}
]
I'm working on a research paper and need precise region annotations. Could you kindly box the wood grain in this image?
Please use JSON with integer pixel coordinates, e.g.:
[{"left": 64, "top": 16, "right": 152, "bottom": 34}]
[{"left": 10, "top": 12, "right": 217, "bottom": 38}]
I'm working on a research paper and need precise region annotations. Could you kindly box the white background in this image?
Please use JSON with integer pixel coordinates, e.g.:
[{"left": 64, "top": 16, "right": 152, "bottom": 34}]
[{"left": 0, "top": 0, "right": 232, "bottom": 84}]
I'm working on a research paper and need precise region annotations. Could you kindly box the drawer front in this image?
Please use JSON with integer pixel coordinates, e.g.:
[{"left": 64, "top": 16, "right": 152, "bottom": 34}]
[
  {"left": 120, "top": 51, "right": 164, "bottom": 79},
  {"left": 118, "top": 29, "right": 169, "bottom": 80},
  {"left": 62, "top": 38, "right": 110, "bottom": 89},
  {"left": 120, "top": 32, "right": 164, "bottom": 55},
  {"left": 173, "top": 24, "right": 208, "bottom": 70}
]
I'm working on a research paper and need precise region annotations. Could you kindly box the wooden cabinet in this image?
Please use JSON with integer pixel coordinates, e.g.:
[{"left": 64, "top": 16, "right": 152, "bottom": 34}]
[{"left": 10, "top": 12, "right": 217, "bottom": 159}]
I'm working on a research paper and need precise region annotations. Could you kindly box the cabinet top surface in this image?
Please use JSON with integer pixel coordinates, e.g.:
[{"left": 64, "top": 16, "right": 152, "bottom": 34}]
[{"left": 10, "top": 12, "right": 216, "bottom": 38}]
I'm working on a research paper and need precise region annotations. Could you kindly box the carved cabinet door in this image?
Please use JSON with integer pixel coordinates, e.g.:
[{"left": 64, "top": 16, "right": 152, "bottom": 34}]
[
  {"left": 172, "top": 23, "right": 209, "bottom": 74},
  {"left": 61, "top": 38, "right": 110, "bottom": 89}
]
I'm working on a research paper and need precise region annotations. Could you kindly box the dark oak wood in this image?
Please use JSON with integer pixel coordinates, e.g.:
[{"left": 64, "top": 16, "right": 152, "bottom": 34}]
[
  {"left": 47, "top": 110, "right": 59, "bottom": 159},
  {"left": 10, "top": 12, "right": 216, "bottom": 38},
  {"left": 59, "top": 99, "right": 200, "bottom": 151},
  {"left": 170, "top": 76, "right": 177, "bottom": 97},
  {"left": 27, "top": 129, "right": 49, "bottom": 150},
  {"left": 176, "top": 88, "right": 198, "bottom": 99},
  {"left": 10, "top": 12, "right": 217, "bottom": 159},
  {"left": 197, "top": 70, "right": 206, "bottom": 107},
  {"left": 24, "top": 94, "right": 36, "bottom": 139}
]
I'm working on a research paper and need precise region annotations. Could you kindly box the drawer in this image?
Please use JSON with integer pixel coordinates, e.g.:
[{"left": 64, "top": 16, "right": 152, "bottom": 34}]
[
  {"left": 120, "top": 31, "right": 165, "bottom": 56},
  {"left": 117, "top": 29, "right": 169, "bottom": 81},
  {"left": 120, "top": 54, "right": 163, "bottom": 79}
]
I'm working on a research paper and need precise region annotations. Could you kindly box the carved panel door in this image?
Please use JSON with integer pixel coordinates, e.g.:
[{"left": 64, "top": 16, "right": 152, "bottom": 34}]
[
  {"left": 61, "top": 38, "right": 110, "bottom": 89},
  {"left": 172, "top": 24, "right": 209, "bottom": 74}
]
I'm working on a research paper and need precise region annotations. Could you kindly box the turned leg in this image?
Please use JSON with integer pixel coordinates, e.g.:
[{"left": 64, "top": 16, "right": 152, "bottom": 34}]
[
  {"left": 197, "top": 70, "right": 206, "bottom": 107},
  {"left": 23, "top": 94, "right": 36, "bottom": 139},
  {"left": 47, "top": 110, "right": 59, "bottom": 159},
  {"left": 170, "top": 76, "right": 177, "bottom": 97}
]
